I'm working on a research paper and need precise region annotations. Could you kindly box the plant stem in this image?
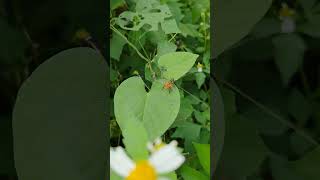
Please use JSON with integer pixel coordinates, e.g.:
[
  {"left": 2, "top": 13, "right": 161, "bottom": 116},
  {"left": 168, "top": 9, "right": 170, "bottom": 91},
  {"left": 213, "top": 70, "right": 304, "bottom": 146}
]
[
  {"left": 215, "top": 76, "right": 319, "bottom": 146},
  {"left": 110, "top": 24, "right": 150, "bottom": 63}
]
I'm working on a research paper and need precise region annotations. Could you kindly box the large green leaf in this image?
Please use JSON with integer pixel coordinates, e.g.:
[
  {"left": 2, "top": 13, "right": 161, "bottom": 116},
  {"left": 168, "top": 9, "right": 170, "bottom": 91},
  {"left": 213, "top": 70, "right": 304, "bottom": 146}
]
[
  {"left": 143, "top": 79, "right": 180, "bottom": 140},
  {"left": 158, "top": 52, "right": 199, "bottom": 80},
  {"left": 114, "top": 76, "right": 147, "bottom": 130},
  {"left": 213, "top": 0, "right": 272, "bottom": 58},
  {"left": 114, "top": 77, "right": 180, "bottom": 140},
  {"left": 12, "top": 47, "right": 107, "bottom": 180}
]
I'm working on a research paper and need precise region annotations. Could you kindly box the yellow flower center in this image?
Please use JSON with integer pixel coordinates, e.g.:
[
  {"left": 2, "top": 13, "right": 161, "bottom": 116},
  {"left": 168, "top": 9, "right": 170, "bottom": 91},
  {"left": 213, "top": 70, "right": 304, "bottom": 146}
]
[
  {"left": 126, "top": 161, "right": 157, "bottom": 180},
  {"left": 154, "top": 143, "right": 165, "bottom": 151},
  {"left": 279, "top": 4, "right": 295, "bottom": 18},
  {"left": 74, "top": 29, "right": 91, "bottom": 40},
  {"left": 197, "top": 63, "right": 204, "bottom": 69}
]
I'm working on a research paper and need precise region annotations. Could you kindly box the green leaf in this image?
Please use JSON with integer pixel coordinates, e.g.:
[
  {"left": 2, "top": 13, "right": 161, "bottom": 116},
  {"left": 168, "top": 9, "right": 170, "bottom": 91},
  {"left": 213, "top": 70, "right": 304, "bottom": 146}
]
[
  {"left": 176, "top": 98, "right": 194, "bottom": 122},
  {"left": 157, "top": 41, "right": 177, "bottom": 57},
  {"left": 161, "top": 18, "right": 181, "bottom": 34},
  {"left": 289, "top": 148, "right": 320, "bottom": 180},
  {"left": 180, "top": 165, "right": 209, "bottom": 180},
  {"left": 158, "top": 52, "right": 199, "bottom": 80},
  {"left": 195, "top": 72, "right": 206, "bottom": 89},
  {"left": 143, "top": 79, "right": 180, "bottom": 140},
  {"left": 272, "top": 34, "right": 306, "bottom": 85},
  {"left": 194, "top": 111, "right": 206, "bottom": 125},
  {"left": 193, "top": 143, "right": 210, "bottom": 175},
  {"left": 162, "top": 172, "right": 178, "bottom": 180},
  {"left": 110, "top": 32, "right": 127, "bottom": 61},
  {"left": 111, "top": 0, "right": 125, "bottom": 10},
  {"left": 122, "top": 119, "right": 149, "bottom": 161},
  {"left": 172, "top": 122, "right": 201, "bottom": 151},
  {"left": 114, "top": 76, "right": 147, "bottom": 130},
  {"left": 12, "top": 47, "right": 107, "bottom": 180},
  {"left": 115, "top": 3, "right": 180, "bottom": 34},
  {"left": 213, "top": 0, "right": 272, "bottom": 58},
  {"left": 242, "top": 108, "right": 288, "bottom": 135},
  {"left": 270, "top": 155, "right": 300, "bottom": 180},
  {"left": 111, "top": 170, "right": 123, "bottom": 180},
  {"left": 288, "top": 89, "right": 311, "bottom": 126},
  {"left": 179, "top": 23, "right": 202, "bottom": 37},
  {"left": 217, "top": 114, "right": 267, "bottom": 179}
]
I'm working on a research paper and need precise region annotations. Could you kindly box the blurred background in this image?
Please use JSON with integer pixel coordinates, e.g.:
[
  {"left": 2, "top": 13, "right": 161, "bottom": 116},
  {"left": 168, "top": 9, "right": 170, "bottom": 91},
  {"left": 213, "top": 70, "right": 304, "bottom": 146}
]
[
  {"left": 0, "top": 0, "right": 106, "bottom": 179},
  {"left": 214, "top": 0, "right": 320, "bottom": 179}
]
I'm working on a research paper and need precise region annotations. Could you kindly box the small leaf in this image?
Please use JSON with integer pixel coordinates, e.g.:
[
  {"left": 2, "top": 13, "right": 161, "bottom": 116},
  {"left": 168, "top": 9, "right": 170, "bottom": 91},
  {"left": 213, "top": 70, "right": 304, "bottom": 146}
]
[
  {"left": 272, "top": 34, "right": 306, "bottom": 85},
  {"left": 158, "top": 52, "right": 199, "bottom": 80},
  {"left": 195, "top": 72, "right": 206, "bottom": 89},
  {"left": 161, "top": 18, "right": 181, "bottom": 34},
  {"left": 157, "top": 41, "right": 177, "bottom": 57},
  {"left": 172, "top": 122, "right": 201, "bottom": 151},
  {"left": 110, "top": 33, "right": 127, "bottom": 61}
]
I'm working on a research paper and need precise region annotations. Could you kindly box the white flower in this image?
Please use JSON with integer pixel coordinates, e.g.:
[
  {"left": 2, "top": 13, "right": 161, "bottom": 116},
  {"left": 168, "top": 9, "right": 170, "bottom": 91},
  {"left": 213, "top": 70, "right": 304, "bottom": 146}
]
[
  {"left": 110, "top": 140, "right": 185, "bottom": 180},
  {"left": 197, "top": 62, "right": 204, "bottom": 72},
  {"left": 278, "top": 3, "right": 296, "bottom": 33},
  {"left": 281, "top": 17, "right": 296, "bottom": 33}
]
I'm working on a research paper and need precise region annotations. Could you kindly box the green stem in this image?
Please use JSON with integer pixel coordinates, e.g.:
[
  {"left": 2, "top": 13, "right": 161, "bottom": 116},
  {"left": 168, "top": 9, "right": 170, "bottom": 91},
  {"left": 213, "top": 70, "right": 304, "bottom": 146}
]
[{"left": 110, "top": 24, "right": 150, "bottom": 63}]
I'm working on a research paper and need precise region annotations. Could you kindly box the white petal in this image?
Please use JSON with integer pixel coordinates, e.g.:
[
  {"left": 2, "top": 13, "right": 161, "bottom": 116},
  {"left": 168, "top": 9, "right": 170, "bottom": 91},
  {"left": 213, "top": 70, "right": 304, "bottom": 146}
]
[
  {"left": 147, "top": 142, "right": 154, "bottom": 151},
  {"left": 155, "top": 137, "right": 162, "bottom": 145},
  {"left": 149, "top": 141, "right": 185, "bottom": 174},
  {"left": 110, "top": 147, "right": 135, "bottom": 177}
]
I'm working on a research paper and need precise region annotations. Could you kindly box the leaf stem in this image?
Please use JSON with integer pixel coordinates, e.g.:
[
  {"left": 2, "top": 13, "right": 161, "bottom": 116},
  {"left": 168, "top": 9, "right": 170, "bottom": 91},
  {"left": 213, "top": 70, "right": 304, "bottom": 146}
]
[{"left": 214, "top": 76, "right": 319, "bottom": 146}]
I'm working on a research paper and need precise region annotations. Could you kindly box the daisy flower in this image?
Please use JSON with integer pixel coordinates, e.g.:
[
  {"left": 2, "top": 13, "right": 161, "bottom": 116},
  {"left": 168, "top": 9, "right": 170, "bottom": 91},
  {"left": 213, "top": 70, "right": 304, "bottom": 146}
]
[{"left": 110, "top": 140, "right": 185, "bottom": 180}]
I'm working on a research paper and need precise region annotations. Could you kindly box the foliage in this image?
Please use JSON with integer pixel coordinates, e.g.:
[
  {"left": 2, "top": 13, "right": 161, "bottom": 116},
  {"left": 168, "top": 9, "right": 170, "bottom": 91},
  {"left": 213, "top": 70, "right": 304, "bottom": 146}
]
[
  {"left": 213, "top": 0, "right": 320, "bottom": 180},
  {"left": 110, "top": 0, "right": 211, "bottom": 179}
]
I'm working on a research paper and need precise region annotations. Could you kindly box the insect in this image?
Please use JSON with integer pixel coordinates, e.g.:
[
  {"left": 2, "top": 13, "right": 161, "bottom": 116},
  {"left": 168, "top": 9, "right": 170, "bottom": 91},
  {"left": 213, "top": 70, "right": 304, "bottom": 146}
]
[{"left": 163, "top": 79, "right": 175, "bottom": 93}]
